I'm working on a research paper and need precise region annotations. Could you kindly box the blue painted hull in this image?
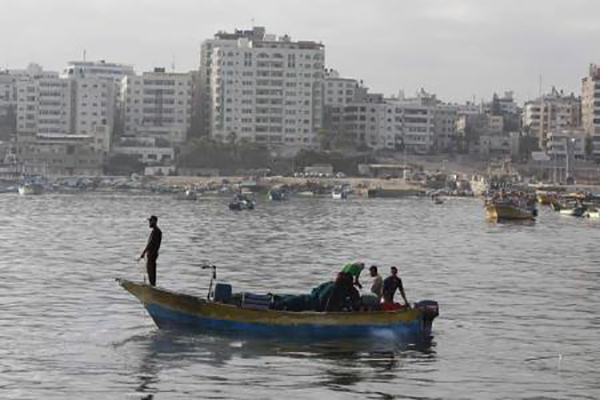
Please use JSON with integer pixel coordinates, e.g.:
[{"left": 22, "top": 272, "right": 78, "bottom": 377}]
[{"left": 145, "top": 303, "right": 432, "bottom": 341}]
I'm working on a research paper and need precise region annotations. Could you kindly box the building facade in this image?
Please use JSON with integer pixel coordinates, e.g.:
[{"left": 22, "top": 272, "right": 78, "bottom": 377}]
[
  {"left": 582, "top": 64, "right": 600, "bottom": 160},
  {"left": 15, "top": 72, "right": 73, "bottom": 135},
  {"left": 73, "top": 76, "right": 115, "bottom": 153},
  {"left": 325, "top": 91, "right": 436, "bottom": 153},
  {"left": 62, "top": 60, "right": 134, "bottom": 86},
  {"left": 523, "top": 87, "right": 581, "bottom": 149},
  {"left": 113, "top": 136, "right": 174, "bottom": 165},
  {"left": 324, "top": 69, "right": 366, "bottom": 107},
  {"left": 546, "top": 129, "right": 586, "bottom": 161},
  {"left": 16, "top": 132, "right": 104, "bottom": 176},
  {"left": 122, "top": 68, "right": 193, "bottom": 145},
  {"left": 199, "top": 27, "right": 325, "bottom": 148}
]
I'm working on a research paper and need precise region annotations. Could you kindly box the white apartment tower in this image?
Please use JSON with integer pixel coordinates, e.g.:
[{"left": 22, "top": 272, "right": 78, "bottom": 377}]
[
  {"left": 199, "top": 27, "right": 325, "bottom": 147},
  {"left": 15, "top": 69, "right": 73, "bottom": 135},
  {"left": 73, "top": 77, "right": 115, "bottom": 152},
  {"left": 11, "top": 64, "right": 117, "bottom": 153},
  {"left": 122, "top": 68, "right": 193, "bottom": 144}
]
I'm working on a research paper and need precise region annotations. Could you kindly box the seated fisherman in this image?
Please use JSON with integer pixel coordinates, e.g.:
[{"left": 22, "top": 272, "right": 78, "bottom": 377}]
[
  {"left": 361, "top": 265, "right": 383, "bottom": 310},
  {"left": 382, "top": 266, "right": 410, "bottom": 309},
  {"left": 340, "top": 261, "right": 365, "bottom": 289},
  {"left": 369, "top": 265, "right": 383, "bottom": 300},
  {"left": 325, "top": 272, "right": 361, "bottom": 312}
]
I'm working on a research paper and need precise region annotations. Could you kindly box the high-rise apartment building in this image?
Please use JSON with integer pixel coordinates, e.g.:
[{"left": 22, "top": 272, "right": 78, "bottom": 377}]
[
  {"left": 122, "top": 68, "right": 193, "bottom": 144},
  {"left": 199, "top": 27, "right": 325, "bottom": 147},
  {"left": 581, "top": 64, "right": 600, "bottom": 160},
  {"left": 73, "top": 77, "right": 115, "bottom": 152},
  {"left": 15, "top": 70, "right": 73, "bottom": 135}
]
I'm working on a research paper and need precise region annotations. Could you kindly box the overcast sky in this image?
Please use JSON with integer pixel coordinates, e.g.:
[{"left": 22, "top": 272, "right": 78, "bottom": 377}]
[{"left": 1, "top": 0, "right": 599, "bottom": 104}]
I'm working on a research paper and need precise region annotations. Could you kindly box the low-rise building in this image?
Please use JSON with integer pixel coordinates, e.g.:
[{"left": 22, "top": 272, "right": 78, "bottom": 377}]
[
  {"left": 113, "top": 136, "right": 175, "bottom": 165},
  {"left": 16, "top": 132, "right": 104, "bottom": 176},
  {"left": 456, "top": 113, "right": 506, "bottom": 154},
  {"left": 546, "top": 130, "right": 586, "bottom": 160}
]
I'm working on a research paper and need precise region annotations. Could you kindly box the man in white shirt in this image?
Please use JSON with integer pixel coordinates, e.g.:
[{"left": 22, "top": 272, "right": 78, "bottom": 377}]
[{"left": 369, "top": 265, "right": 383, "bottom": 301}]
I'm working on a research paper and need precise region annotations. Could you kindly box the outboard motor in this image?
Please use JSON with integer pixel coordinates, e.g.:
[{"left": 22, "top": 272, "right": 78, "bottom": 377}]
[{"left": 414, "top": 300, "right": 439, "bottom": 321}]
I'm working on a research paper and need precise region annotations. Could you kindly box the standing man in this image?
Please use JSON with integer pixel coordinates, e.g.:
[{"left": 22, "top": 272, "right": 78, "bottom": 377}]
[
  {"left": 383, "top": 266, "right": 410, "bottom": 308},
  {"left": 139, "top": 215, "right": 162, "bottom": 286}
]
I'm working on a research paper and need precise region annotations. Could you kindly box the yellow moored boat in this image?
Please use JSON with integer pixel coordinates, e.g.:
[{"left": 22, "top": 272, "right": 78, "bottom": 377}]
[
  {"left": 536, "top": 191, "right": 555, "bottom": 205},
  {"left": 485, "top": 202, "right": 536, "bottom": 220}
]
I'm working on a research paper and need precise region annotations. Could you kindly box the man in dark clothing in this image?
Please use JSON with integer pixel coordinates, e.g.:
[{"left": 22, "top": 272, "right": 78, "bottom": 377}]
[
  {"left": 382, "top": 266, "right": 409, "bottom": 307},
  {"left": 325, "top": 272, "right": 361, "bottom": 312},
  {"left": 139, "top": 215, "right": 162, "bottom": 286}
]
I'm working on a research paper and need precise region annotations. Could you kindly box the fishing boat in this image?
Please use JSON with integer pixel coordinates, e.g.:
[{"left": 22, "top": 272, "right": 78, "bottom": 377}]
[
  {"left": 229, "top": 195, "right": 255, "bottom": 210},
  {"left": 268, "top": 189, "right": 287, "bottom": 201},
  {"left": 485, "top": 201, "right": 536, "bottom": 220},
  {"left": 332, "top": 186, "right": 349, "bottom": 200},
  {"left": 18, "top": 182, "right": 44, "bottom": 195},
  {"left": 536, "top": 191, "right": 557, "bottom": 205},
  {"left": 585, "top": 208, "right": 600, "bottom": 218},
  {"left": 116, "top": 279, "right": 439, "bottom": 341}
]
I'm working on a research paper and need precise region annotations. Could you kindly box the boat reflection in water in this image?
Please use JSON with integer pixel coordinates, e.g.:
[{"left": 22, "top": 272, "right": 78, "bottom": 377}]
[{"left": 118, "top": 327, "right": 436, "bottom": 399}]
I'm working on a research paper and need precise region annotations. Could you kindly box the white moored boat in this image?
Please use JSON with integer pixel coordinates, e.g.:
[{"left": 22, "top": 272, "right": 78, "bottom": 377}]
[{"left": 18, "top": 183, "right": 44, "bottom": 196}]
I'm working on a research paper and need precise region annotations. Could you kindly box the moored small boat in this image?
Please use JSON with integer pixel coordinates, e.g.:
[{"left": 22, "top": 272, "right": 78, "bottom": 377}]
[
  {"left": 268, "top": 189, "right": 287, "bottom": 201},
  {"left": 536, "top": 191, "right": 557, "bottom": 205},
  {"left": 585, "top": 209, "right": 600, "bottom": 218},
  {"left": 485, "top": 202, "right": 536, "bottom": 220},
  {"left": 332, "top": 186, "right": 349, "bottom": 200},
  {"left": 229, "top": 195, "right": 255, "bottom": 210},
  {"left": 559, "top": 206, "right": 586, "bottom": 217},
  {"left": 18, "top": 182, "right": 44, "bottom": 196},
  {"left": 116, "top": 279, "right": 439, "bottom": 341}
]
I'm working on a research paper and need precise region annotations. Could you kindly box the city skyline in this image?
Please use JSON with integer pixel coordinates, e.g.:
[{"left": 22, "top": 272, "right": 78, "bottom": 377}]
[{"left": 2, "top": 0, "right": 600, "bottom": 104}]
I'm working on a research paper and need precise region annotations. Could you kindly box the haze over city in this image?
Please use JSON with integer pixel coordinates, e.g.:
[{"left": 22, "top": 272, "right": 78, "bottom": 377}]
[{"left": 2, "top": 0, "right": 600, "bottom": 103}]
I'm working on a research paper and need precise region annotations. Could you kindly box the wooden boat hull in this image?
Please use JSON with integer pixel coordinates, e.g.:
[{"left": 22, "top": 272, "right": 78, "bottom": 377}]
[
  {"left": 486, "top": 204, "right": 536, "bottom": 220},
  {"left": 117, "top": 279, "right": 438, "bottom": 341}
]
